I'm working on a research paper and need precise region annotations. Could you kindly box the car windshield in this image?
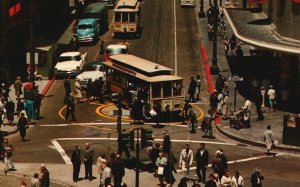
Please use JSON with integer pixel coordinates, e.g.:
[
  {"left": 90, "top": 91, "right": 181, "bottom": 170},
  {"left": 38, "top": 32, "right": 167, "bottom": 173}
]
[
  {"left": 58, "top": 55, "right": 81, "bottom": 62},
  {"left": 106, "top": 47, "right": 128, "bottom": 55},
  {"left": 85, "top": 65, "right": 98, "bottom": 71},
  {"left": 78, "top": 24, "right": 93, "bottom": 30}
]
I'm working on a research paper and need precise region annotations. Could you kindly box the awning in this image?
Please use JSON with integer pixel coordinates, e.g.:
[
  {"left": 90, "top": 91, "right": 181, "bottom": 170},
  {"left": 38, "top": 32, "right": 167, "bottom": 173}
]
[{"left": 224, "top": 8, "right": 300, "bottom": 55}]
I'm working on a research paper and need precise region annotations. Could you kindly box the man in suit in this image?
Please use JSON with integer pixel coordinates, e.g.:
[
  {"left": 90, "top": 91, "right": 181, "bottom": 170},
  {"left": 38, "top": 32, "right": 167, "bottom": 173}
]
[
  {"left": 194, "top": 143, "right": 209, "bottom": 183},
  {"left": 39, "top": 164, "right": 50, "bottom": 187},
  {"left": 84, "top": 142, "right": 94, "bottom": 181},
  {"left": 71, "top": 145, "right": 81, "bottom": 182},
  {"left": 111, "top": 154, "right": 125, "bottom": 187}
]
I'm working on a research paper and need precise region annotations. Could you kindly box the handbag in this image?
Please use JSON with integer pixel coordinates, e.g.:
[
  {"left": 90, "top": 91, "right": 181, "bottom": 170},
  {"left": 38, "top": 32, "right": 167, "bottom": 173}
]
[{"left": 157, "top": 166, "right": 164, "bottom": 175}]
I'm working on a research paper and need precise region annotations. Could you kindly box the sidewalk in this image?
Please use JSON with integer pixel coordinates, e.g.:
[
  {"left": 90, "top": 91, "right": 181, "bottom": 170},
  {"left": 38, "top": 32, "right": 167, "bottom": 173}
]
[
  {"left": 195, "top": 0, "right": 300, "bottom": 152},
  {"left": 0, "top": 79, "right": 54, "bottom": 135}
]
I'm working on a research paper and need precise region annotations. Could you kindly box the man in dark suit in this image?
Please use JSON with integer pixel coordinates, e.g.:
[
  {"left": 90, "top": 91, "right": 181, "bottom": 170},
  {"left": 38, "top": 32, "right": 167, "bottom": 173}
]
[
  {"left": 39, "top": 164, "right": 50, "bottom": 187},
  {"left": 111, "top": 154, "right": 125, "bottom": 187},
  {"left": 194, "top": 143, "right": 209, "bottom": 183},
  {"left": 84, "top": 142, "right": 94, "bottom": 181},
  {"left": 71, "top": 145, "right": 81, "bottom": 182}
]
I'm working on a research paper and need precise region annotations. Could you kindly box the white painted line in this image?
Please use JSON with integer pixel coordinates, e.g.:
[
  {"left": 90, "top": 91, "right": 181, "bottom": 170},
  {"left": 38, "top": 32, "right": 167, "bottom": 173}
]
[
  {"left": 41, "top": 122, "right": 190, "bottom": 127},
  {"left": 51, "top": 139, "right": 72, "bottom": 165},
  {"left": 176, "top": 154, "right": 283, "bottom": 173},
  {"left": 55, "top": 137, "right": 236, "bottom": 146},
  {"left": 174, "top": 0, "right": 178, "bottom": 75}
]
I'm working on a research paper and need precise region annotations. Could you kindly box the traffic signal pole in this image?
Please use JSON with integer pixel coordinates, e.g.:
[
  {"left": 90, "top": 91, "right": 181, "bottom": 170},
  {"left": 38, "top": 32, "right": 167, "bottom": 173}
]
[{"left": 135, "top": 128, "right": 140, "bottom": 187}]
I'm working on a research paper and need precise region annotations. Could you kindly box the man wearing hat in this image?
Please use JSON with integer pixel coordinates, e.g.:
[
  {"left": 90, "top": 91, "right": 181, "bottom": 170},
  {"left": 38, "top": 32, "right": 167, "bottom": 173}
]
[{"left": 14, "top": 76, "right": 23, "bottom": 99}]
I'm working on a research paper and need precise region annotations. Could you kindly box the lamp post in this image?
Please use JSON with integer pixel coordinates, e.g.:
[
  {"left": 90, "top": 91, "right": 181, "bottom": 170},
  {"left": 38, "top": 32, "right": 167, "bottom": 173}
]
[
  {"left": 24, "top": 0, "right": 38, "bottom": 83},
  {"left": 210, "top": 0, "right": 220, "bottom": 75},
  {"left": 199, "top": 0, "right": 205, "bottom": 18}
]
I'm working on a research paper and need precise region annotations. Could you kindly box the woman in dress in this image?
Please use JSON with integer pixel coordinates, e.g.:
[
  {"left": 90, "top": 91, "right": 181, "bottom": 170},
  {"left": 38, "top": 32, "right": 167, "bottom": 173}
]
[{"left": 74, "top": 78, "right": 83, "bottom": 103}]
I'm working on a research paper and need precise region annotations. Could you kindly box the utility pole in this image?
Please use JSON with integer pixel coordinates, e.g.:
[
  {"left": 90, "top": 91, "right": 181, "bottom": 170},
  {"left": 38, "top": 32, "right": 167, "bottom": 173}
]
[
  {"left": 210, "top": 0, "right": 220, "bottom": 75},
  {"left": 24, "top": 0, "right": 38, "bottom": 82},
  {"left": 135, "top": 128, "right": 140, "bottom": 187}
]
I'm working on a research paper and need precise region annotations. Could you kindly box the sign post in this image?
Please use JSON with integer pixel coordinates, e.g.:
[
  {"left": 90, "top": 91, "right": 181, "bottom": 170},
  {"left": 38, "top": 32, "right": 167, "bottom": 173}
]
[{"left": 229, "top": 75, "right": 243, "bottom": 112}]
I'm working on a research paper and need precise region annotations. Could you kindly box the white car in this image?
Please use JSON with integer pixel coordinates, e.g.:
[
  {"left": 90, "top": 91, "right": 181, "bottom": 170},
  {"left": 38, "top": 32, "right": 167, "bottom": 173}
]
[
  {"left": 76, "top": 61, "right": 105, "bottom": 89},
  {"left": 54, "top": 52, "right": 87, "bottom": 77},
  {"left": 103, "top": 44, "right": 128, "bottom": 61}
]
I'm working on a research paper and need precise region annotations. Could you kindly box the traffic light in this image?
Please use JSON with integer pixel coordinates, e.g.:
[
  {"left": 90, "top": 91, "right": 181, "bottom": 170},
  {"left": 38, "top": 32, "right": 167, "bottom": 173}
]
[
  {"left": 141, "top": 128, "right": 153, "bottom": 149},
  {"left": 120, "top": 130, "right": 135, "bottom": 151}
]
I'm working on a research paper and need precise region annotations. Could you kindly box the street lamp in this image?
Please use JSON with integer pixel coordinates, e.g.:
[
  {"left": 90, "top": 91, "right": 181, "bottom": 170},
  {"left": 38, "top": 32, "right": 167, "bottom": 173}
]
[
  {"left": 198, "top": 0, "right": 205, "bottom": 18},
  {"left": 24, "top": 0, "right": 38, "bottom": 83},
  {"left": 210, "top": 0, "right": 220, "bottom": 75}
]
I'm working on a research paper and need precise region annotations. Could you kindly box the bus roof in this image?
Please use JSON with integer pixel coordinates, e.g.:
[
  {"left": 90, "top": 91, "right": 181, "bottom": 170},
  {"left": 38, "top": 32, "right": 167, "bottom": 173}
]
[
  {"left": 113, "top": 0, "right": 140, "bottom": 12},
  {"left": 110, "top": 54, "right": 172, "bottom": 74},
  {"left": 83, "top": 2, "right": 107, "bottom": 14},
  {"left": 103, "top": 60, "right": 183, "bottom": 83}
]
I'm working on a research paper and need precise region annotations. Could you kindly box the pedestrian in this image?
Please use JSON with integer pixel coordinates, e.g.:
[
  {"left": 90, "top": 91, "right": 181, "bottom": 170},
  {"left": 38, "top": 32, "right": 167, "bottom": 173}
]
[
  {"left": 5, "top": 98, "right": 15, "bottom": 125},
  {"left": 243, "top": 109, "right": 251, "bottom": 128},
  {"left": 212, "top": 150, "right": 224, "bottom": 179},
  {"left": 267, "top": 85, "right": 276, "bottom": 112},
  {"left": 223, "top": 37, "right": 230, "bottom": 56},
  {"left": 216, "top": 93, "right": 223, "bottom": 115},
  {"left": 202, "top": 112, "right": 214, "bottom": 138},
  {"left": 3, "top": 138, "right": 14, "bottom": 175},
  {"left": 260, "top": 87, "right": 266, "bottom": 112},
  {"left": 194, "top": 143, "right": 209, "bottom": 183},
  {"left": 111, "top": 153, "right": 125, "bottom": 187},
  {"left": 149, "top": 143, "right": 160, "bottom": 171},
  {"left": 156, "top": 151, "right": 167, "bottom": 186},
  {"left": 163, "top": 154, "right": 177, "bottom": 186},
  {"left": 215, "top": 74, "right": 226, "bottom": 94},
  {"left": 14, "top": 76, "right": 23, "bottom": 99},
  {"left": 188, "top": 109, "right": 197, "bottom": 133},
  {"left": 207, "top": 5, "right": 213, "bottom": 23},
  {"left": 242, "top": 97, "right": 251, "bottom": 110},
  {"left": 33, "top": 89, "right": 42, "bottom": 119},
  {"left": 210, "top": 90, "right": 218, "bottom": 114},
  {"left": 118, "top": 129, "right": 131, "bottom": 158},
  {"left": 235, "top": 45, "right": 244, "bottom": 57},
  {"left": 205, "top": 173, "right": 217, "bottom": 187},
  {"left": 71, "top": 145, "right": 81, "bottom": 182},
  {"left": 250, "top": 168, "right": 264, "bottom": 187},
  {"left": 17, "top": 113, "right": 28, "bottom": 141},
  {"left": 231, "top": 170, "right": 244, "bottom": 187},
  {"left": 39, "top": 164, "right": 50, "bottom": 187},
  {"left": 65, "top": 93, "right": 76, "bottom": 122},
  {"left": 188, "top": 76, "right": 197, "bottom": 103},
  {"left": 178, "top": 177, "right": 188, "bottom": 187},
  {"left": 64, "top": 75, "right": 71, "bottom": 102},
  {"left": 222, "top": 93, "right": 229, "bottom": 120},
  {"left": 84, "top": 142, "right": 94, "bottom": 181},
  {"left": 192, "top": 179, "right": 201, "bottom": 187},
  {"left": 162, "top": 130, "right": 171, "bottom": 154},
  {"left": 217, "top": 149, "right": 228, "bottom": 172},
  {"left": 182, "top": 100, "right": 192, "bottom": 124},
  {"left": 30, "top": 172, "right": 40, "bottom": 187},
  {"left": 25, "top": 99, "right": 36, "bottom": 124},
  {"left": 208, "top": 23, "right": 214, "bottom": 41},
  {"left": 86, "top": 78, "right": 94, "bottom": 102},
  {"left": 100, "top": 159, "right": 111, "bottom": 187},
  {"left": 220, "top": 170, "right": 232, "bottom": 187},
  {"left": 97, "top": 153, "right": 107, "bottom": 185},
  {"left": 16, "top": 98, "right": 26, "bottom": 119},
  {"left": 264, "top": 125, "right": 275, "bottom": 155},
  {"left": 1, "top": 83, "right": 9, "bottom": 101},
  {"left": 229, "top": 34, "right": 237, "bottom": 55},
  {"left": 196, "top": 75, "right": 201, "bottom": 101},
  {"left": 255, "top": 90, "right": 264, "bottom": 121},
  {"left": 179, "top": 144, "right": 193, "bottom": 177},
  {"left": 75, "top": 78, "right": 83, "bottom": 103}
]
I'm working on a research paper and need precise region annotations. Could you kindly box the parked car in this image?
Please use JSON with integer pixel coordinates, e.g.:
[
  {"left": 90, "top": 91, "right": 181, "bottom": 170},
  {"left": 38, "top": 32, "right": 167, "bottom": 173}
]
[
  {"left": 54, "top": 52, "right": 87, "bottom": 77},
  {"left": 76, "top": 61, "right": 105, "bottom": 89},
  {"left": 103, "top": 44, "right": 128, "bottom": 61}
]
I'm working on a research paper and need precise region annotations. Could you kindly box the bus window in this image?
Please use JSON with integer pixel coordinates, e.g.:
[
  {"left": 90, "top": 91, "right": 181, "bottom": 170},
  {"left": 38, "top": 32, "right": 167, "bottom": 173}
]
[
  {"left": 122, "top": 12, "right": 128, "bottom": 22},
  {"left": 129, "top": 12, "right": 135, "bottom": 22},
  {"left": 163, "top": 82, "right": 172, "bottom": 97},
  {"left": 173, "top": 81, "right": 182, "bottom": 96},
  {"left": 152, "top": 83, "right": 161, "bottom": 98},
  {"left": 115, "top": 12, "right": 121, "bottom": 22}
]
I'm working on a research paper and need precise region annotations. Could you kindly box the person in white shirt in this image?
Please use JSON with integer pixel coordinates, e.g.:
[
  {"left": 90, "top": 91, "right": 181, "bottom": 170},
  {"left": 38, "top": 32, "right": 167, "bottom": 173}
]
[
  {"left": 101, "top": 160, "right": 111, "bottom": 187},
  {"left": 179, "top": 144, "right": 193, "bottom": 177},
  {"left": 221, "top": 170, "right": 232, "bottom": 187},
  {"left": 267, "top": 85, "right": 276, "bottom": 112},
  {"left": 231, "top": 171, "right": 244, "bottom": 187},
  {"left": 156, "top": 151, "right": 167, "bottom": 186},
  {"left": 242, "top": 98, "right": 251, "bottom": 110}
]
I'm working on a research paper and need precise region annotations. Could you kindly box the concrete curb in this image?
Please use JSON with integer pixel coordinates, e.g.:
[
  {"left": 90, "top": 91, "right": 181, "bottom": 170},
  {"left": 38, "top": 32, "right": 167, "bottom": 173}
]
[
  {"left": 0, "top": 172, "right": 71, "bottom": 187},
  {"left": 216, "top": 124, "right": 300, "bottom": 152}
]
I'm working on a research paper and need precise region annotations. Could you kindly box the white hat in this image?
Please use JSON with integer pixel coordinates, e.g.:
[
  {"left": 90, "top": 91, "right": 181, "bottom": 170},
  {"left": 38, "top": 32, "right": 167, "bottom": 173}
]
[
  {"left": 215, "top": 150, "right": 221, "bottom": 155},
  {"left": 1, "top": 83, "right": 5, "bottom": 86}
]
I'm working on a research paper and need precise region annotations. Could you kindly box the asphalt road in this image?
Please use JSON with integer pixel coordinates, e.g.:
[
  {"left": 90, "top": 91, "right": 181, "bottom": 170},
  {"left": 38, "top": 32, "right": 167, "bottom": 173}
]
[{"left": 5, "top": 0, "right": 300, "bottom": 186}]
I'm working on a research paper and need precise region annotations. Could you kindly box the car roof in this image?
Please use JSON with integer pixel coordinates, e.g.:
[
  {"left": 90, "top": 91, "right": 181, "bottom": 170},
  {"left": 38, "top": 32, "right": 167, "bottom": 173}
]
[
  {"left": 107, "top": 44, "right": 128, "bottom": 50},
  {"left": 60, "top": 52, "right": 81, "bottom": 57},
  {"left": 78, "top": 18, "right": 97, "bottom": 24}
]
